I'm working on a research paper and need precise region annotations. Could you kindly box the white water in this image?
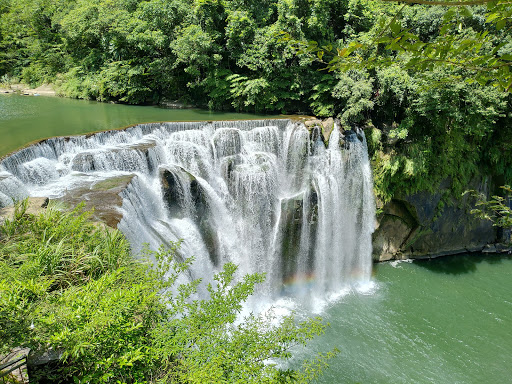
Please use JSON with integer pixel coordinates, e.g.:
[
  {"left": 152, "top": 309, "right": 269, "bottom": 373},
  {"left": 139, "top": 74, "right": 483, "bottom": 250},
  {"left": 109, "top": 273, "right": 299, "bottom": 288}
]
[{"left": 0, "top": 120, "right": 375, "bottom": 307}]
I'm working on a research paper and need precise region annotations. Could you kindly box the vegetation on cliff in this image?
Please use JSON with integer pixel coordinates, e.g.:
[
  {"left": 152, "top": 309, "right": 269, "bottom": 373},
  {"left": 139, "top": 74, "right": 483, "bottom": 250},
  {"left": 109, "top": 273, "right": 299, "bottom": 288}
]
[
  {"left": 0, "top": 200, "right": 333, "bottom": 383},
  {"left": 466, "top": 185, "right": 512, "bottom": 229},
  {"left": 0, "top": 0, "right": 511, "bottom": 200}
]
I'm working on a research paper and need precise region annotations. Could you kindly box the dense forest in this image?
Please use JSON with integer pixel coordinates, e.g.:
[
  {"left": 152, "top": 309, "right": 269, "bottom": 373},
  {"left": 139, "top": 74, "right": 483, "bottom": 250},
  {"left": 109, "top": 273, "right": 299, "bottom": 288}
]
[{"left": 0, "top": 0, "right": 511, "bottom": 199}]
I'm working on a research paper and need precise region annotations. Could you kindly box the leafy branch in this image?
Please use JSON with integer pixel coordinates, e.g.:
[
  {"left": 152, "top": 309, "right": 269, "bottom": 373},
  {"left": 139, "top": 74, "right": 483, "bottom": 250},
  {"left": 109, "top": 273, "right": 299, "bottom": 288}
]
[
  {"left": 290, "top": 0, "right": 512, "bottom": 92},
  {"left": 464, "top": 185, "right": 512, "bottom": 228}
]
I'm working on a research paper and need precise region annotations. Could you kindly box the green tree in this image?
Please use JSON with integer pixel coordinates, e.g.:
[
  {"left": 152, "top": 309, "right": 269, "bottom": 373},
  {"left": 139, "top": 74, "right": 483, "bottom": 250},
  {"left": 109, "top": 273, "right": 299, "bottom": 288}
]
[{"left": 465, "top": 185, "right": 512, "bottom": 228}]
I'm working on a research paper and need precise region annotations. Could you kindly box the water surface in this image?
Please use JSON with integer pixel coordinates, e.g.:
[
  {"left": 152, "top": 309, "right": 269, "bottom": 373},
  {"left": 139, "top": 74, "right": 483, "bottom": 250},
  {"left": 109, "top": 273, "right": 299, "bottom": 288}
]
[
  {"left": 0, "top": 94, "right": 270, "bottom": 157},
  {"left": 297, "top": 253, "right": 512, "bottom": 384}
]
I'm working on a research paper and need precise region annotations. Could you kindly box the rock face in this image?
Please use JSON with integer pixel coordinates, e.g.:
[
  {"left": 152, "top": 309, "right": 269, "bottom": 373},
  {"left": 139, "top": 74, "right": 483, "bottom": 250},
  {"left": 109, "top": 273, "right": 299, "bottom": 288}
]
[
  {"left": 304, "top": 117, "right": 343, "bottom": 147},
  {"left": 160, "top": 166, "right": 220, "bottom": 265},
  {"left": 0, "top": 176, "right": 134, "bottom": 229},
  {"left": 373, "top": 178, "right": 498, "bottom": 261},
  {"left": 278, "top": 190, "right": 317, "bottom": 280},
  {"left": 53, "top": 174, "right": 136, "bottom": 228}
]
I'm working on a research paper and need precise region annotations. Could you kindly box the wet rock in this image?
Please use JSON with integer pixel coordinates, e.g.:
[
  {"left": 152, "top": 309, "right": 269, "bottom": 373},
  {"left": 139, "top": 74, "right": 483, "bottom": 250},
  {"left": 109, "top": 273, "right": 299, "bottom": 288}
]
[
  {"left": 309, "top": 125, "right": 324, "bottom": 154},
  {"left": 304, "top": 118, "right": 342, "bottom": 147},
  {"left": 53, "top": 174, "right": 135, "bottom": 228},
  {"left": 280, "top": 195, "right": 305, "bottom": 279},
  {"left": 160, "top": 166, "right": 220, "bottom": 265},
  {"left": 212, "top": 128, "right": 242, "bottom": 159},
  {"left": 495, "top": 243, "right": 512, "bottom": 253},
  {"left": 482, "top": 244, "right": 497, "bottom": 253},
  {"left": 304, "top": 119, "right": 322, "bottom": 131},
  {"left": 124, "top": 140, "right": 156, "bottom": 154},
  {"left": 220, "top": 155, "right": 243, "bottom": 182},
  {"left": 71, "top": 152, "right": 96, "bottom": 172},
  {"left": 279, "top": 189, "right": 318, "bottom": 280},
  {"left": 373, "top": 215, "right": 414, "bottom": 262},
  {"left": 343, "top": 129, "right": 362, "bottom": 149},
  {"left": 160, "top": 166, "right": 194, "bottom": 218}
]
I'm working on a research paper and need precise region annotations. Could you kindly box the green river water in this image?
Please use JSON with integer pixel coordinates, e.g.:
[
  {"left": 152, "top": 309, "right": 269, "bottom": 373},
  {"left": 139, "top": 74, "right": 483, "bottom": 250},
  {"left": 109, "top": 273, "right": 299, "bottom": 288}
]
[
  {"left": 2, "top": 94, "right": 511, "bottom": 384},
  {"left": 302, "top": 253, "right": 512, "bottom": 384},
  {"left": 0, "top": 94, "right": 269, "bottom": 157}
]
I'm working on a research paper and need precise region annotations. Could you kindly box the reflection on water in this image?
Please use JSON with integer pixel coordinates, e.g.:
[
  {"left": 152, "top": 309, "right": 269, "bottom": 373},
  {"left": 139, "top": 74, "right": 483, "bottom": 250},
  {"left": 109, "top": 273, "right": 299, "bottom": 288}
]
[{"left": 415, "top": 252, "right": 512, "bottom": 275}]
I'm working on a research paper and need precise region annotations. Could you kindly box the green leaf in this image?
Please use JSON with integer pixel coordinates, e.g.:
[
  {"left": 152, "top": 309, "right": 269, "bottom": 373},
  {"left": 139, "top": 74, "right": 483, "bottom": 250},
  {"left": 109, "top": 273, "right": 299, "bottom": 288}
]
[{"left": 390, "top": 20, "right": 401, "bottom": 35}]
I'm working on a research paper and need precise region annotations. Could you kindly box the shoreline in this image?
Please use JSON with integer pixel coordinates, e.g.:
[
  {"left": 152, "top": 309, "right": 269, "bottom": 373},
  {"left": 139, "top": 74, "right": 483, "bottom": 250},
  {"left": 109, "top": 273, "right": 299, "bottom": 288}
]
[{"left": 0, "top": 83, "right": 56, "bottom": 97}]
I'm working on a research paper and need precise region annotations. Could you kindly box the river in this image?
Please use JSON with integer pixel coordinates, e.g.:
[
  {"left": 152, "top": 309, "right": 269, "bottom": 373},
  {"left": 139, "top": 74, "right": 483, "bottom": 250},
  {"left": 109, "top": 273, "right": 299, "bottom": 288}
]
[
  {"left": 0, "top": 94, "right": 269, "bottom": 157},
  {"left": 298, "top": 253, "right": 512, "bottom": 383},
  {"left": 2, "top": 94, "right": 511, "bottom": 384}
]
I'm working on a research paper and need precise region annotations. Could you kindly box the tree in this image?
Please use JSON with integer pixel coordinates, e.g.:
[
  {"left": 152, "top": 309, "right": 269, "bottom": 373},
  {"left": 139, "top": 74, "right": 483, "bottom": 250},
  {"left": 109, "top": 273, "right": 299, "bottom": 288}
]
[
  {"left": 464, "top": 185, "right": 512, "bottom": 228},
  {"left": 294, "top": 0, "right": 512, "bottom": 91}
]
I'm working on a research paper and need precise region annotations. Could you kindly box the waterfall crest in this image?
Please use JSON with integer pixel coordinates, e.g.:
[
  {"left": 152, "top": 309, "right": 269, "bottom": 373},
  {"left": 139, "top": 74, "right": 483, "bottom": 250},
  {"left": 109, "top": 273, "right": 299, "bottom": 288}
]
[{"left": 0, "top": 119, "right": 375, "bottom": 303}]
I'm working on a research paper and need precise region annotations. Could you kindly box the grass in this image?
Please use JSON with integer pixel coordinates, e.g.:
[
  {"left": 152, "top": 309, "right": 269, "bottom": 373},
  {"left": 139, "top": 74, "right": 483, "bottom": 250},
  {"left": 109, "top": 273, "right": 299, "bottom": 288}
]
[{"left": 0, "top": 200, "right": 132, "bottom": 291}]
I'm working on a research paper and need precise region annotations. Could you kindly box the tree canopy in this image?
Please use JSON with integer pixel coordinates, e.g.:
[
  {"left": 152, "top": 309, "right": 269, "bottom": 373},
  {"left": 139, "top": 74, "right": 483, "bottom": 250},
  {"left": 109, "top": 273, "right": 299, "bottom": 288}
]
[{"left": 1, "top": 0, "right": 511, "bottom": 200}]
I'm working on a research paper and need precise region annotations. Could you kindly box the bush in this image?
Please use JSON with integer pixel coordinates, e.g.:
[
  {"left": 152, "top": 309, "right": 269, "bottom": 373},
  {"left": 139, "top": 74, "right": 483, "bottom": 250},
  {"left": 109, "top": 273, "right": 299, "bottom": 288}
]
[{"left": 0, "top": 200, "right": 333, "bottom": 383}]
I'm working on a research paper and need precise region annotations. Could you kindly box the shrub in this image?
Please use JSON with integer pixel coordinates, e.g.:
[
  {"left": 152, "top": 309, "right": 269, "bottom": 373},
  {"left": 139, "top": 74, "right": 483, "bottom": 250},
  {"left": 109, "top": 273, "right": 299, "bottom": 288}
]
[{"left": 0, "top": 200, "right": 333, "bottom": 383}]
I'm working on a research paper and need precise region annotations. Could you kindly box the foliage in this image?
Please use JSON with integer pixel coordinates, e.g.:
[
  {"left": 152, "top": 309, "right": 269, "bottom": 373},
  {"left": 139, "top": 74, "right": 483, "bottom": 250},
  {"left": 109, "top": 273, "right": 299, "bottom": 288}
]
[
  {"left": 0, "top": 200, "right": 333, "bottom": 383},
  {"left": 301, "top": 0, "right": 512, "bottom": 92},
  {"left": 464, "top": 185, "right": 512, "bottom": 228},
  {"left": 1, "top": 0, "right": 512, "bottom": 200}
]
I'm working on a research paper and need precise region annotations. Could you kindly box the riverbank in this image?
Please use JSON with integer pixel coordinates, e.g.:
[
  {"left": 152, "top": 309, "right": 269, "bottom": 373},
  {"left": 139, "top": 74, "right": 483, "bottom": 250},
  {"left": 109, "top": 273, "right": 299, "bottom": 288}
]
[{"left": 0, "top": 83, "right": 56, "bottom": 97}]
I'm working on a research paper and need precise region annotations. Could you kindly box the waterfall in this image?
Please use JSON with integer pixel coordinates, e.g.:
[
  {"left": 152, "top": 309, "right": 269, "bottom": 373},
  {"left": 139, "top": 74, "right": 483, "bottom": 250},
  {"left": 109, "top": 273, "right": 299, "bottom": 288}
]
[{"left": 0, "top": 119, "right": 375, "bottom": 305}]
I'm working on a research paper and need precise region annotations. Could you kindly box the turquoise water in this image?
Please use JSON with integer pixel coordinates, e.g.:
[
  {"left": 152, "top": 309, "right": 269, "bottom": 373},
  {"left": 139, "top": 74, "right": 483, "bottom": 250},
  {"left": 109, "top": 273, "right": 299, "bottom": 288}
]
[
  {"left": 0, "top": 94, "right": 270, "bottom": 157},
  {"left": 298, "top": 253, "right": 512, "bottom": 384}
]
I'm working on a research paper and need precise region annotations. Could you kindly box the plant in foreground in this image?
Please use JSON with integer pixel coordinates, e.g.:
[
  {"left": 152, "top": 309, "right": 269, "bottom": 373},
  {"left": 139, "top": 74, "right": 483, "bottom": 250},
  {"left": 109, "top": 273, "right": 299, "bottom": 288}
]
[{"left": 0, "top": 200, "right": 336, "bottom": 383}]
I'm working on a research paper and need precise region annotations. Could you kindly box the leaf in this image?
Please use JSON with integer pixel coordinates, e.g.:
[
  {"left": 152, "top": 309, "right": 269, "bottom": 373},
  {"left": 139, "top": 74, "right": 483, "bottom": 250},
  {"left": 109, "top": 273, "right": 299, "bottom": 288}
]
[
  {"left": 390, "top": 20, "right": 401, "bottom": 35},
  {"left": 460, "top": 6, "right": 472, "bottom": 18},
  {"left": 496, "top": 19, "right": 506, "bottom": 30}
]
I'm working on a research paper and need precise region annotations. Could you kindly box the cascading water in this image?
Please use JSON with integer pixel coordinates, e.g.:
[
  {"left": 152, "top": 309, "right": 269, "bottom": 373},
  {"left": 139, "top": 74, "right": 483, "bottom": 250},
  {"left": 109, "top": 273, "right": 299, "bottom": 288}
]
[{"left": 0, "top": 119, "right": 375, "bottom": 307}]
